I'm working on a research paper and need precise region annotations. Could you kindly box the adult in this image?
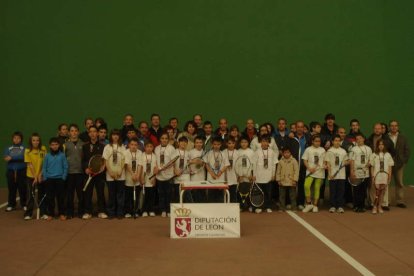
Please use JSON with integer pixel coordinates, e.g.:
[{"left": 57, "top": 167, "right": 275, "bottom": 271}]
[
  {"left": 388, "top": 120, "right": 410, "bottom": 208},
  {"left": 345, "top": 119, "right": 363, "bottom": 146},
  {"left": 242, "top": 119, "right": 257, "bottom": 143},
  {"left": 79, "top": 117, "right": 94, "bottom": 142},
  {"left": 168, "top": 117, "right": 180, "bottom": 139},
  {"left": 321, "top": 113, "right": 339, "bottom": 148},
  {"left": 177, "top": 121, "right": 198, "bottom": 151},
  {"left": 214, "top": 118, "right": 229, "bottom": 143},
  {"left": 193, "top": 114, "right": 204, "bottom": 136},
  {"left": 120, "top": 114, "right": 135, "bottom": 142},
  {"left": 288, "top": 121, "right": 311, "bottom": 210},
  {"left": 273, "top": 118, "right": 290, "bottom": 156},
  {"left": 138, "top": 121, "right": 159, "bottom": 149},
  {"left": 149, "top": 113, "right": 162, "bottom": 141}
]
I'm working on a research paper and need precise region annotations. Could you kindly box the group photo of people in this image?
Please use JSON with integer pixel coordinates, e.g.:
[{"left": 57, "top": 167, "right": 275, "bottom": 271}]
[{"left": 3, "top": 113, "right": 410, "bottom": 221}]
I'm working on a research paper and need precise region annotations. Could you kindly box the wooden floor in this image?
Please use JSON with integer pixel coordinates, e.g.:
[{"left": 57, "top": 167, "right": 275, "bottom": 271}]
[{"left": 0, "top": 186, "right": 413, "bottom": 276}]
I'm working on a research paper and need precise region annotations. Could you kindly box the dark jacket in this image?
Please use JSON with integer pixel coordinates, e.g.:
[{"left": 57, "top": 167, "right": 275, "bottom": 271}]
[
  {"left": 273, "top": 129, "right": 290, "bottom": 155},
  {"left": 366, "top": 134, "right": 396, "bottom": 157},
  {"left": 389, "top": 133, "right": 410, "bottom": 169},
  {"left": 241, "top": 128, "right": 257, "bottom": 142},
  {"left": 287, "top": 134, "right": 311, "bottom": 166}
]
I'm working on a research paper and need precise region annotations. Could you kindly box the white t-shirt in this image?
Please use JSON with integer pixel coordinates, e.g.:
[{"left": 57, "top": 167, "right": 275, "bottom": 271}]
[
  {"left": 203, "top": 150, "right": 230, "bottom": 182},
  {"left": 370, "top": 152, "right": 394, "bottom": 185},
  {"left": 325, "top": 147, "right": 348, "bottom": 180},
  {"left": 253, "top": 148, "right": 278, "bottom": 183},
  {"left": 188, "top": 148, "right": 206, "bottom": 181},
  {"left": 103, "top": 144, "right": 126, "bottom": 181},
  {"left": 124, "top": 149, "right": 142, "bottom": 187},
  {"left": 302, "top": 146, "right": 326, "bottom": 179},
  {"left": 174, "top": 149, "right": 190, "bottom": 184},
  {"left": 222, "top": 149, "right": 239, "bottom": 186},
  {"left": 250, "top": 136, "right": 279, "bottom": 157},
  {"left": 350, "top": 145, "right": 372, "bottom": 178},
  {"left": 237, "top": 148, "right": 255, "bottom": 182},
  {"left": 139, "top": 152, "right": 157, "bottom": 187},
  {"left": 154, "top": 144, "right": 178, "bottom": 181}
]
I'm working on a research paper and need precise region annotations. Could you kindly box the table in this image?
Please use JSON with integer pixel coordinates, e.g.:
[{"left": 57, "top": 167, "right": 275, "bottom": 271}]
[{"left": 179, "top": 181, "right": 230, "bottom": 203}]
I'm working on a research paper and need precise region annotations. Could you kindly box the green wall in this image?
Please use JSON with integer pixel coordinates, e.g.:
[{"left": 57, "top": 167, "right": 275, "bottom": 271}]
[{"left": 1, "top": 1, "right": 413, "bottom": 185}]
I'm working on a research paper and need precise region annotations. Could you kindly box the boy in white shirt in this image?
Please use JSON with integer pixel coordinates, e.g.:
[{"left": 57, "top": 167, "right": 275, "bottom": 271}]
[
  {"left": 188, "top": 136, "right": 206, "bottom": 202},
  {"left": 350, "top": 134, "right": 372, "bottom": 213},
  {"left": 326, "top": 135, "right": 349, "bottom": 213},
  {"left": 252, "top": 135, "right": 278, "bottom": 213},
  {"left": 302, "top": 135, "right": 326, "bottom": 213},
  {"left": 203, "top": 137, "right": 230, "bottom": 202},
  {"left": 155, "top": 133, "right": 178, "bottom": 217},
  {"left": 222, "top": 137, "right": 239, "bottom": 203},
  {"left": 124, "top": 138, "right": 142, "bottom": 218},
  {"left": 173, "top": 136, "right": 192, "bottom": 203},
  {"left": 237, "top": 136, "right": 255, "bottom": 210},
  {"left": 140, "top": 141, "right": 158, "bottom": 217}
]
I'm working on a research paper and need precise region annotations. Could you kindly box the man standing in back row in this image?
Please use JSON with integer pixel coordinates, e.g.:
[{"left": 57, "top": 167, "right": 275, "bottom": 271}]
[{"left": 388, "top": 120, "right": 410, "bottom": 208}]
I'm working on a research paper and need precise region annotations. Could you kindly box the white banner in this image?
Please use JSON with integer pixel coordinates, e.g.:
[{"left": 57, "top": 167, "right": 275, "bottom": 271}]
[{"left": 170, "top": 203, "right": 240, "bottom": 239}]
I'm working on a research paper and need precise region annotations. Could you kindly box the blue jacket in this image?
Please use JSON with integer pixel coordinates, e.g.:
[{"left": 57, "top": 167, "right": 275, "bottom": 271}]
[
  {"left": 42, "top": 151, "right": 68, "bottom": 181},
  {"left": 3, "top": 144, "right": 26, "bottom": 171}
]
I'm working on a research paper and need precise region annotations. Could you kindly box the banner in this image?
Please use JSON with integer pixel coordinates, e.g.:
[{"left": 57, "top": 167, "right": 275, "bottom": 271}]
[{"left": 170, "top": 203, "right": 240, "bottom": 239}]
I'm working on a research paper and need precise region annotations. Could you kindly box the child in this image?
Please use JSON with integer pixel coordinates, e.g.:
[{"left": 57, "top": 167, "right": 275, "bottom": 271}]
[
  {"left": 82, "top": 126, "right": 107, "bottom": 219},
  {"left": 64, "top": 124, "right": 85, "bottom": 219},
  {"left": 57, "top": 123, "right": 69, "bottom": 145},
  {"left": 4, "top": 131, "right": 27, "bottom": 212},
  {"left": 350, "top": 134, "right": 372, "bottom": 213},
  {"left": 24, "top": 133, "right": 47, "bottom": 220},
  {"left": 276, "top": 147, "right": 299, "bottom": 211},
  {"left": 203, "top": 137, "right": 230, "bottom": 202},
  {"left": 370, "top": 139, "right": 394, "bottom": 214},
  {"left": 42, "top": 138, "right": 68, "bottom": 220},
  {"left": 237, "top": 136, "right": 255, "bottom": 211},
  {"left": 302, "top": 135, "right": 326, "bottom": 213},
  {"left": 326, "top": 135, "right": 349, "bottom": 213},
  {"left": 252, "top": 135, "right": 278, "bottom": 213},
  {"left": 188, "top": 136, "right": 206, "bottom": 202},
  {"left": 173, "top": 136, "right": 192, "bottom": 202},
  {"left": 140, "top": 141, "right": 158, "bottom": 217},
  {"left": 103, "top": 129, "right": 126, "bottom": 219},
  {"left": 222, "top": 137, "right": 239, "bottom": 203},
  {"left": 155, "top": 133, "right": 178, "bottom": 217},
  {"left": 124, "top": 138, "right": 142, "bottom": 218}
]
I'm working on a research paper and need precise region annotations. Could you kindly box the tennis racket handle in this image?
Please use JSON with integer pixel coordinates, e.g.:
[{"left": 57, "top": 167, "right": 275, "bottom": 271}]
[
  {"left": 83, "top": 176, "right": 93, "bottom": 192},
  {"left": 133, "top": 191, "right": 136, "bottom": 201},
  {"left": 36, "top": 208, "right": 40, "bottom": 220}
]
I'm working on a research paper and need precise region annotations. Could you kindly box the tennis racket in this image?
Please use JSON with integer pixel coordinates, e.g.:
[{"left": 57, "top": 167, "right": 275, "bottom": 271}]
[
  {"left": 348, "top": 167, "right": 367, "bottom": 186},
  {"left": 326, "top": 151, "right": 347, "bottom": 179},
  {"left": 234, "top": 155, "right": 253, "bottom": 204},
  {"left": 186, "top": 158, "right": 205, "bottom": 175},
  {"left": 305, "top": 152, "right": 326, "bottom": 177},
  {"left": 206, "top": 151, "right": 224, "bottom": 180},
  {"left": 250, "top": 178, "right": 264, "bottom": 208},
  {"left": 83, "top": 155, "right": 105, "bottom": 192},
  {"left": 32, "top": 184, "right": 40, "bottom": 220},
  {"left": 129, "top": 154, "right": 140, "bottom": 218},
  {"left": 149, "top": 155, "right": 180, "bottom": 180},
  {"left": 373, "top": 155, "right": 390, "bottom": 185},
  {"left": 9, "top": 146, "right": 24, "bottom": 182}
]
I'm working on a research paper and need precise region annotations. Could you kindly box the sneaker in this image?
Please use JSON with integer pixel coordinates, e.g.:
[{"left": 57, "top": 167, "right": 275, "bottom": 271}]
[
  {"left": 46, "top": 216, "right": 53, "bottom": 221},
  {"left": 266, "top": 208, "right": 272, "bottom": 213},
  {"left": 378, "top": 207, "right": 384, "bottom": 214},
  {"left": 98, "top": 213, "right": 108, "bottom": 219},
  {"left": 142, "top": 212, "right": 148, "bottom": 217},
  {"left": 346, "top": 203, "right": 354, "bottom": 209},
  {"left": 372, "top": 207, "right": 377, "bottom": 214},
  {"left": 396, "top": 203, "right": 407, "bottom": 208},
  {"left": 125, "top": 213, "right": 132, "bottom": 219},
  {"left": 23, "top": 206, "right": 27, "bottom": 211},
  {"left": 286, "top": 204, "right": 292, "bottom": 210},
  {"left": 298, "top": 205, "right": 305, "bottom": 211},
  {"left": 302, "top": 204, "right": 314, "bottom": 213},
  {"left": 24, "top": 215, "right": 32, "bottom": 220},
  {"left": 161, "top": 211, "right": 167, "bottom": 218},
  {"left": 82, "top": 213, "right": 92, "bottom": 220},
  {"left": 329, "top": 207, "right": 336, "bottom": 213},
  {"left": 255, "top": 209, "right": 262, "bottom": 214},
  {"left": 167, "top": 213, "right": 170, "bottom": 218},
  {"left": 312, "top": 206, "right": 319, "bottom": 213},
  {"left": 248, "top": 207, "right": 253, "bottom": 213},
  {"left": 41, "top": 215, "right": 49, "bottom": 220},
  {"left": 337, "top": 207, "right": 345, "bottom": 213},
  {"left": 149, "top": 212, "right": 156, "bottom": 217},
  {"left": 59, "top": 215, "right": 67, "bottom": 221},
  {"left": 5, "top": 206, "right": 14, "bottom": 212}
]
